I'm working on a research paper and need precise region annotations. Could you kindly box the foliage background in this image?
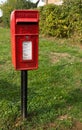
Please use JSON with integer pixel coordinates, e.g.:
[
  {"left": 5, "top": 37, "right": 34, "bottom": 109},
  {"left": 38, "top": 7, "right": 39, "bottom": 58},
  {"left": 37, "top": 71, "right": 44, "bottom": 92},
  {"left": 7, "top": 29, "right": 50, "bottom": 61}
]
[
  {"left": 0, "top": 0, "right": 82, "bottom": 38},
  {"left": 0, "top": 0, "right": 82, "bottom": 39},
  {"left": 0, "top": 0, "right": 37, "bottom": 27},
  {"left": 39, "top": 0, "right": 82, "bottom": 38}
]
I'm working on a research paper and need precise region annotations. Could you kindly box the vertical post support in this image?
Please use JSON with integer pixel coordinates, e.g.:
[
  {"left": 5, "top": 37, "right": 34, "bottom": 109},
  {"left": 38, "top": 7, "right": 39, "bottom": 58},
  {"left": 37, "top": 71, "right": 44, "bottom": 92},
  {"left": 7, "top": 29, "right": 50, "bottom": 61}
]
[{"left": 21, "top": 70, "right": 28, "bottom": 119}]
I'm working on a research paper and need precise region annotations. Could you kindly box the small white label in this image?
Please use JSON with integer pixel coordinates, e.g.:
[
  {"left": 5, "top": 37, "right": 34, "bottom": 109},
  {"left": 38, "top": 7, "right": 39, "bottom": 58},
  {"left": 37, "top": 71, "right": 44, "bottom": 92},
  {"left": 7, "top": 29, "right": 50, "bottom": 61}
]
[{"left": 23, "top": 41, "right": 32, "bottom": 60}]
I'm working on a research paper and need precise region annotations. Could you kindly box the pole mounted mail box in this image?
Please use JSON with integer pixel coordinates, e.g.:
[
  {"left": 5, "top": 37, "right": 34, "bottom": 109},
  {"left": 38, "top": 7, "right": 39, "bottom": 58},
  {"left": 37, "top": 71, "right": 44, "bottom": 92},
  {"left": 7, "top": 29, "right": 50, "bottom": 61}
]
[{"left": 10, "top": 10, "right": 39, "bottom": 70}]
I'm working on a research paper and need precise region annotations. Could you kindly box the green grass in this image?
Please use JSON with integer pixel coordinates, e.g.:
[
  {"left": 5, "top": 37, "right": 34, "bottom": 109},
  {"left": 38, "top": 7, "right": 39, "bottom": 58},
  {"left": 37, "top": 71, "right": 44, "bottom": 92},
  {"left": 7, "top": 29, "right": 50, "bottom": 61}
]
[{"left": 0, "top": 27, "right": 82, "bottom": 129}]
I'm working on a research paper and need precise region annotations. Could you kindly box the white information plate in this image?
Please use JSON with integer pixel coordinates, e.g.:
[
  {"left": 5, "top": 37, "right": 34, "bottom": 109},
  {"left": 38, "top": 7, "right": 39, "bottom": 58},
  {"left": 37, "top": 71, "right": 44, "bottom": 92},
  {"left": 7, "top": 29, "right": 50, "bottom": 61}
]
[{"left": 23, "top": 41, "right": 32, "bottom": 60}]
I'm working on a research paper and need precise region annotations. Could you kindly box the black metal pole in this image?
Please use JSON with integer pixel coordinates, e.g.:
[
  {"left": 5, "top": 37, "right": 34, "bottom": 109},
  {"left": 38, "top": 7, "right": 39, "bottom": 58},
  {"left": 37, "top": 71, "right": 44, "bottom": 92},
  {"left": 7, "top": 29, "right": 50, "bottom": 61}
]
[{"left": 21, "top": 70, "right": 28, "bottom": 119}]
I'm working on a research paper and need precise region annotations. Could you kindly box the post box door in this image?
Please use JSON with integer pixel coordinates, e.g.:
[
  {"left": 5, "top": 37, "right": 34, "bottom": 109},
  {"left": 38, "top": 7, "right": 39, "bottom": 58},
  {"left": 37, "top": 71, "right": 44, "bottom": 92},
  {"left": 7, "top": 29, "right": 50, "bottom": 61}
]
[{"left": 16, "top": 35, "right": 38, "bottom": 70}]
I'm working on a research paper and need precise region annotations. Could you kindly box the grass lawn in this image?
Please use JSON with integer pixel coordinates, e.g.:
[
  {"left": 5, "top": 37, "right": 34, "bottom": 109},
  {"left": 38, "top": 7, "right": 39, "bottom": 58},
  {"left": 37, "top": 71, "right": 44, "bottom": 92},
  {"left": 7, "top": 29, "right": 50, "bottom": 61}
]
[{"left": 0, "top": 27, "right": 82, "bottom": 129}]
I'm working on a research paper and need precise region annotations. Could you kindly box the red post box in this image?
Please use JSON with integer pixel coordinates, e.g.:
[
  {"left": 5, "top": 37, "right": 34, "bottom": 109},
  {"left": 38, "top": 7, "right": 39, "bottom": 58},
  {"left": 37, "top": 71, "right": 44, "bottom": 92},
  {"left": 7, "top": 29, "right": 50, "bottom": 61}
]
[{"left": 10, "top": 10, "right": 39, "bottom": 70}]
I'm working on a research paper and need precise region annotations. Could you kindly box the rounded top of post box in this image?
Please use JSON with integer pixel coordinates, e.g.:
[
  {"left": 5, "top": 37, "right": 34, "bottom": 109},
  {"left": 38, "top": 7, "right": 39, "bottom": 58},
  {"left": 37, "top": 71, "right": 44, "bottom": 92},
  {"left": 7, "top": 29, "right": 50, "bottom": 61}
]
[
  {"left": 11, "top": 10, "right": 39, "bottom": 17},
  {"left": 10, "top": 10, "right": 39, "bottom": 22}
]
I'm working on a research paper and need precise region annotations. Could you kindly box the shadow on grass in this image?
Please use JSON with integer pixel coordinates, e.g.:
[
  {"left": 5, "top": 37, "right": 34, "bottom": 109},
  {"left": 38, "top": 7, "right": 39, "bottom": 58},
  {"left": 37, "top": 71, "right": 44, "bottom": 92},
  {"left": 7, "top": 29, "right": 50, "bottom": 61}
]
[
  {"left": 0, "top": 79, "right": 20, "bottom": 102},
  {"left": 27, "top": 88, "right": 82, "bottom": 123},
  {"left": 0, "top": 64, "right": 82, "bottom": 123},
  {"left": 66, "top": 88, "right": 82, "bottom": 105}
]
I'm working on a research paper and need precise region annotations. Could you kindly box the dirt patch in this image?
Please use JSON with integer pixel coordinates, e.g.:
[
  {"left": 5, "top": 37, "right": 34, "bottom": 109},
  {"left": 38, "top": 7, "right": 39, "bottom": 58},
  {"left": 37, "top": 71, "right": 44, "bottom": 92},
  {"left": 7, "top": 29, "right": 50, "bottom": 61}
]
[
  {"left": 50, "top": 52, "right": 82, "bottom": 64},
  {"left": 58, "top": 114, "right": 71, "bottom": 121},
  {"left": 72, "top": 121, "right": 82, "bottom": 130},
  {"left": 43, "top": 121, "right": 82, "bottom": 130},
  {"left": 43, "top": 122, "right": 56, "bottom": 130}
]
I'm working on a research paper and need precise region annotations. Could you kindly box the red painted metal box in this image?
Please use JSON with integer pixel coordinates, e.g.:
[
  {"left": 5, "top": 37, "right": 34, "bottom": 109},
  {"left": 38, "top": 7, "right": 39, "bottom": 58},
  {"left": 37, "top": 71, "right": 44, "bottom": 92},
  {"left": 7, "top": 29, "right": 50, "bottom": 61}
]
[{"left": 10, "top": 10, "right": 39, "bottom": 70}]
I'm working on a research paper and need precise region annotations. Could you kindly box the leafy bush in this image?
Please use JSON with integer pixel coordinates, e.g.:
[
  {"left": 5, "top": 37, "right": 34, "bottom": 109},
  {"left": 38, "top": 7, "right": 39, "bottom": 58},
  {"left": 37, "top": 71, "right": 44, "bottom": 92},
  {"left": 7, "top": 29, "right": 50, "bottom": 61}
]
[
  {"left": 0, "top": 17, "right": 2, "bottom": 23},
  {"left": 1, "top": 2, "right": 13, "bottom": 27},
  {"left": 39, "top": 0, "right": 82, "bottom": 38},
  {"left": 1, "top": 0, "right": 38, "bottom": 27}
]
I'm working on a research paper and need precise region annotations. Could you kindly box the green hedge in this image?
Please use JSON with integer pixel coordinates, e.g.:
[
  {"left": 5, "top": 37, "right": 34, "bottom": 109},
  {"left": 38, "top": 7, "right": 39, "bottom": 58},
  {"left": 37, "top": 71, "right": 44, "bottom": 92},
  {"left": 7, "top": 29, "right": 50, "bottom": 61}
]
[
  {"left": 0, "top": 0, "right": 37, "bottom": 27},
  {"left": 39, "top": 0, "right": 82, "bottom": 38}
]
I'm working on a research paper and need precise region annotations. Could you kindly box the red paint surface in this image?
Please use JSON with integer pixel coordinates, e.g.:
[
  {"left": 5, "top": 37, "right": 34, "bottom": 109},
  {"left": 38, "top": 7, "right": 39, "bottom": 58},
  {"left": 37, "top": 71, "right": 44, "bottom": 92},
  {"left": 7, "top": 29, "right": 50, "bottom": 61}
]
[{"left": 10, "top": 10, "right": 39, "bottom": 70}]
